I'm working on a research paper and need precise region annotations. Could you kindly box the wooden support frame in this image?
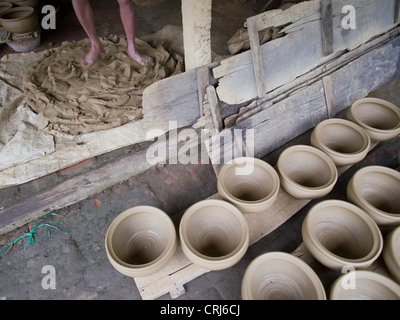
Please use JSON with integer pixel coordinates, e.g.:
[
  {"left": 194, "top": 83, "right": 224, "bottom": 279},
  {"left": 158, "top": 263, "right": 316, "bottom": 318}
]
[
  {"left": 246, "top": 16, "right": 267, "bottom": 98},
  {"left": 321, "top": 0, "right": 334, "bottom": 56},
  {"left": 206, "top": 85, "right": 223, "bottom": 132},
  {"left": 322, "top": 75, "right": 335, "bottom": 118}
]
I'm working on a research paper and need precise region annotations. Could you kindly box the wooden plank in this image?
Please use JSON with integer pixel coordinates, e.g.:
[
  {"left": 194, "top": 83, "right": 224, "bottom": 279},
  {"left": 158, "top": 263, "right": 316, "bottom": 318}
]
[
  {"left": 142, "top": 69, "right": 200, "bottom": 130},
  {"left": 213, "top": 0, "right": 397, "bottom": 105},
  {"left": 196, "top": 66, "right": 210, "bottom": 116},
  {"left": 322, "top": 75, "right": 335, "bottom": 118},
  {"left": 246, "top": 16, "right": 267, "bottom": 98},
  {"left": 0, "top": 142, "right": 154, "bottom": 235},
  {"left": 321, "top": 0, "right": 334, "bottom": 56},
  {"left": 209, "top": 35, "right": 400, "bottom": 164},
  {"left": 206, "top": 85, "right": 223, "bottom": 132}
]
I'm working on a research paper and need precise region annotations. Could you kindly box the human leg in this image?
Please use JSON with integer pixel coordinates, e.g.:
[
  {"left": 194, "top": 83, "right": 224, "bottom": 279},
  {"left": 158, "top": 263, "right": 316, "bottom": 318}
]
[
  {"left": 71, "top": 0, "right": 102, "bottom": 68},
  {"left": 117, "top": 0, "right": 152, "bottom": 65}
]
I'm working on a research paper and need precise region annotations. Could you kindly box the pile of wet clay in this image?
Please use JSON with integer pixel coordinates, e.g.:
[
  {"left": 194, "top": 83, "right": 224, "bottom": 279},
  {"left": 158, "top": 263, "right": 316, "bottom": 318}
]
[{"left": 23, "top": 35, "right": 184, "bottom": 136}]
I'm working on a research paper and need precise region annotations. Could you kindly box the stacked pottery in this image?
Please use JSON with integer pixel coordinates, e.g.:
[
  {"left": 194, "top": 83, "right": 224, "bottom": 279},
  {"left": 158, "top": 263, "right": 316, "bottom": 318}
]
[
  {"left": 241, "top": 252, "right": 326, "bottom": 300},
  {"left": 217, "top": 157, "right": 280, "bottom": 213},
  {"left": 276, "top": 145, "right": 338, "bottom": 199},
  {"left": 0, "top": 2, "right": 12, "bottom": 16},
  {"left": 179, "top": 199, "right": 249, "bottom": 271},
  {"left": 105, "top": 206, "right": 177, "bottom": 278},
  {"left": 347, "top": 166, "right": 400, "bottom": 226},
  {"left": 0, "top": 6, "right": 38, "bottom": 34},
  {"left": 0, "top": 0, "right": 40, "bottom": 52},
  {"left": 346, "top": 97, "right": 400, "bottom": 141},
  {"left": 302, "top": 200, "right": 383, "bottom": 272}
]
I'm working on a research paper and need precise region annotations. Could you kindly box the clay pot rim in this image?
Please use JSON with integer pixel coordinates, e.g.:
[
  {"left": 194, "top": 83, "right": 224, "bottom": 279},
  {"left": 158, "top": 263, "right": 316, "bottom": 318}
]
[
  {"left": 105, "top": 206, "right": 177, "bottom": 271},
  {"left": 311, "top": 118, "right": 371, "bottom": 158},
  {"left": 242, "top": 251, "right": 326, "bottom": 300},
  {"left": 350, "top": 97, "right": 400, "bottom": 133},
  {"left": 385, "top": 226, "right": 400, "bottom": 265},
  {"left": 0, "top": 6, "right": 35, "bottom": 21},
  {"left": 349, "top": 166, "right": 400, "bottom": 218},
  {"left": 217, "top": 157, "right": 280, "bottom": 205},
  {"left": 330, "top": 270, "right": 400, "bottom": 299},
  {"left": 302, "top": 200, "right": 383, "bottom": 267},
  {"left": 277, "top": 145, "right": 338, "bottom": 191},
  {"left": 179, "top": 199, "right": 249, "bottom": 268}
]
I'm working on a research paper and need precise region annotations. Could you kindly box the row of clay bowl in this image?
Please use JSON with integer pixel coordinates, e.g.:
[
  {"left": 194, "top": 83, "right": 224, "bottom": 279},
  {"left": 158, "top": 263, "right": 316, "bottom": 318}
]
[
  {"left": 222, "top": 97, "right": 400, "bottom": 299},
  {"left": 104, "top": 97, "right": 400, "bottom": 299},
  {"left": 105, "top": 199, "right": 250, "bottom": 278},
  {"left": 0, "top": 1, "right": 39, "bottom": 35}
]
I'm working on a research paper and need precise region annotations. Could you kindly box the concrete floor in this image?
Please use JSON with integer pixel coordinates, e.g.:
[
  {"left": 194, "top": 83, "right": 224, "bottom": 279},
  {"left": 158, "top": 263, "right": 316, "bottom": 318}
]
[{"left": 0, "top": 0, "right": 399, "bottom": 302}]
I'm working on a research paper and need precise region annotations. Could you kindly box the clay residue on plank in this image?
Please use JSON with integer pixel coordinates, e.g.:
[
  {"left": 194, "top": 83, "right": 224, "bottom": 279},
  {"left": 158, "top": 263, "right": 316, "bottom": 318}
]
[{"left": 23, "top": 35, "right": 184, "bottom": 136}]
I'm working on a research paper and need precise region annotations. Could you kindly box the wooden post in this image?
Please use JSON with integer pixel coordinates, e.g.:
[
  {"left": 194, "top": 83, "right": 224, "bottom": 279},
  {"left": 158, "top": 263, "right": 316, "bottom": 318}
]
[
  {"left": 246, "top": 16, "right": 267, "bottom": 98},
  {"left": 181, "top": 0, "right": 212, "bottom": 71},
  {"left": 321, "top": 0, "right": 334, "bottom": 56},
  {"left": 395, "top": 0, "right": 400, "bottom": 23}
]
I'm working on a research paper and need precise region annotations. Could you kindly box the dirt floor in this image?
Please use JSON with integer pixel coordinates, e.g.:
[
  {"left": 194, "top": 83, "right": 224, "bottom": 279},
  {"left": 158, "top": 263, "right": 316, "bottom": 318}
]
[{"left": 0, "top": 0, "right": 399, "bottom": 304}]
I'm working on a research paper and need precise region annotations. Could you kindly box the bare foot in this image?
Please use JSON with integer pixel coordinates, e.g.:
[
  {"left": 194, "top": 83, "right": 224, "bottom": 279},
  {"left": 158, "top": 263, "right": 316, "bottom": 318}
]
[
  {"left": 128, "top": 45, "right": 152, "bottom": 66},
  {"left": 81, "top": 44, "right": 101, "bottom": 68}
]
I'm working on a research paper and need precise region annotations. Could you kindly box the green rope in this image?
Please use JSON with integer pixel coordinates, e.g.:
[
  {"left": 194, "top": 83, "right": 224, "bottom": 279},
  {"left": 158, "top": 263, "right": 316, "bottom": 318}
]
[{"left": 0, "top": 213, "right": 68, "bottom": 255}]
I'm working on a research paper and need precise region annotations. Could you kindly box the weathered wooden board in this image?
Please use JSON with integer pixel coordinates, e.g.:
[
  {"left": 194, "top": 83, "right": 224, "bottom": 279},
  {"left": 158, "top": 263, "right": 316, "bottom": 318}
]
[
  {"left": 142, "top": 69, "right": 201, "bottom": 130},
  {"left": 208, "top": 35, "right": 400, "bottom": 168},
  {"left": 213, "top": 0, "right": 398, "bottom": 105}
]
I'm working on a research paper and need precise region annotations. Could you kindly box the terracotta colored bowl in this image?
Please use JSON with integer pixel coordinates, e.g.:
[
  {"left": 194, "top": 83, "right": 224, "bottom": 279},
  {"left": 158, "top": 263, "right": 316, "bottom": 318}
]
[
  {"left": 217, "top": 157, "right": 280, "bottom": 213},
  {"left": 347, "top": 166, "right": 400, "bottom": 226},
  {"left": 179, "top": 199, "right": 249, "bottom": 270},
  {"left": 241, "top": 252, "right": 326, "bottom": 300},
  {"left": 0, "top": 6, "right": 38, "bottom": 35},
  {"left": 347, "top": 97, "right": 400, "bottom": 141},
  {"left": 302, "top": 200, "right": 383, "bottom": 271},
  {"left": 383, "top": 226, "right": 400, "bottom": 284},
  {"left": 330, "top": 270, "right": 400, "bottom": 300},
  {"left": 311, "top": 118, "right": 370, "bottom": 167},
  {"left": 105, "top": 206, "right": 177, "bottom": 278},
  {"left": 276, "top": 145, "right": 338, "bottom": 199}
]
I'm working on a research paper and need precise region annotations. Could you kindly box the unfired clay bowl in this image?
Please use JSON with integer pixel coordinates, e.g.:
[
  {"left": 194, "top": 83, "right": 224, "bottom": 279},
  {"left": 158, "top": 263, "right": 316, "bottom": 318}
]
[
  {"left": 8, "top": 0, "right": 40, "bottom": 8},
  {"left": 311, "top": 118, "right": 370, "bottom": 167},
  {"left": 241, "top": 252, "right": 326, "bottom": 300},
  {"left": 179, "top": 199, "right": 249, "bottom": 270},
  {"left": 347, "top": 97, "right": 400, "bottom": 141},
  {"left": 383, "top": 226, "right": 400, "bottom": 284},
  {"left": 0, "top": 6, "right": 38, "bottom": 35},
  {"left": 105, "top": 206, "right": 177, "bottom": 278},
  {"left": 330, "top": 270, "right": 400, "bottom": 300},
  {"left": 276, "top": 145, "right": 338, "bottom": 199},
  {"left": 347, "top": 166, "right": 400, "bottom": 226},
  {"left": 0, "top": 2, "right": 12, "bottom": 16},
  {"left": 302, "top": 200, "right": 383, "bottom": 271},
  {"left": 217, "top": 157, "right": 280, "bottom": 213}
]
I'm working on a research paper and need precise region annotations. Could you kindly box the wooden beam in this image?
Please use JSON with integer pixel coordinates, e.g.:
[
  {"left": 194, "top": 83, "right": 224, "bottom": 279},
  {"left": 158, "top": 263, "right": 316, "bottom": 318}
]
[
  {"left": 181, "top": 0, "right": 212, "bottom": 71},
  {"left": 395, "top": 0, "right": 400, "bottom": 23},
  {"left": 206, "top": 85, "right": 223, "bottom": 132},
  {"left": 246, "top": 16, "right": 267, "bottom": 98},
  {"left": 321, "top": 0, "right": 334, "bottom": 56},
  {"left": 322, "top": 75, "right": 335, "bottom": 118}
]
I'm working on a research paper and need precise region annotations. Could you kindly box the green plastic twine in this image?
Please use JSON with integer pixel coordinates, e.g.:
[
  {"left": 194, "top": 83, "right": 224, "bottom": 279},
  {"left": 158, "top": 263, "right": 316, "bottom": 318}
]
[{"left": 0, "top": 213, "right": 68, "bottom": 255}]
